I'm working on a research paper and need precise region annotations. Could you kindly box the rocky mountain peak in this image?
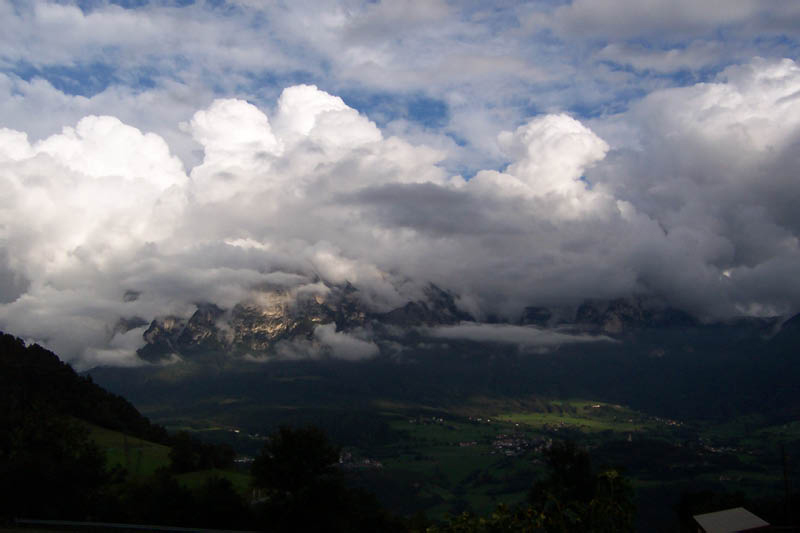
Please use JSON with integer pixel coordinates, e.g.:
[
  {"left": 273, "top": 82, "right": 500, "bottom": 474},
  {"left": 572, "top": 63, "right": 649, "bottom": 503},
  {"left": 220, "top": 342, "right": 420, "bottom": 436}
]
[
  {"left": 381, "top": 284, "right": 470, "bottom": 327},
  {"left": 136, "top": 282, "right": 475, "bottom": 363},
  {"left": 574, "top": 297, "right": 696, "bottom": 334}
]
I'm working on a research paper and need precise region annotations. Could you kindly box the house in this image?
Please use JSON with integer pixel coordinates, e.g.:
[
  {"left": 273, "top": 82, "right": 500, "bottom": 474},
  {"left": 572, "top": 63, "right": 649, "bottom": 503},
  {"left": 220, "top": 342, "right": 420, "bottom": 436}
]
[{"left": 693, "top": 507, "right": 770, "bottom": 532}]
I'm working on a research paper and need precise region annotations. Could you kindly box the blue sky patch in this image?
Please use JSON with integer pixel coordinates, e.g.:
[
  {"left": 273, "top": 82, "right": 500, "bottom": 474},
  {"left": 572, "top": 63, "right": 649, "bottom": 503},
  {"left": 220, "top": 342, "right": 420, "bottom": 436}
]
[{"left": 338, "top": 90, "right": 449, "bottom": 129}]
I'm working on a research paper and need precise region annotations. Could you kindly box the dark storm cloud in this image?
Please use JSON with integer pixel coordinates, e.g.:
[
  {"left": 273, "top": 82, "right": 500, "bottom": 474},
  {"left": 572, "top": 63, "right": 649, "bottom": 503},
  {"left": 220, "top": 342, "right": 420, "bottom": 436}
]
[{"left": 346, "top": 183, "right": 526, "bottom": 236}]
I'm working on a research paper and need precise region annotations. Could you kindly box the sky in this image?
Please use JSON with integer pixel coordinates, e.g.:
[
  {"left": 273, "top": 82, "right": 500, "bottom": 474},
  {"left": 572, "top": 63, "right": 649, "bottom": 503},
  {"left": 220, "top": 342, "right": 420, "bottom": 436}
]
[{"left": 1, "top": 0, "right": 800, "bottom": 367}]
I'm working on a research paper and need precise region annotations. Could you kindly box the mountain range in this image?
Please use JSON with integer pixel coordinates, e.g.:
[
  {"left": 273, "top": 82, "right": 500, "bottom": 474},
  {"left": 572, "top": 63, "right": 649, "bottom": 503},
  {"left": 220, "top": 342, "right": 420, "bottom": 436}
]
[
  {"left": 124, "top": 281, "right": 794, "bottom": 365},
  {"left": 82, "top": 281, "right": 800, "bottom": 436}
]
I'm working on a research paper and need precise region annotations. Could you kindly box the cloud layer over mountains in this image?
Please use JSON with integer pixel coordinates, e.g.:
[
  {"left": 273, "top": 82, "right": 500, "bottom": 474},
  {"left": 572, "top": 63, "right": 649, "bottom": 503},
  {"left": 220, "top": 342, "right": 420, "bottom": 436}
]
[{"left": 1, "top": 58, "right": 800, "bottom": 367}]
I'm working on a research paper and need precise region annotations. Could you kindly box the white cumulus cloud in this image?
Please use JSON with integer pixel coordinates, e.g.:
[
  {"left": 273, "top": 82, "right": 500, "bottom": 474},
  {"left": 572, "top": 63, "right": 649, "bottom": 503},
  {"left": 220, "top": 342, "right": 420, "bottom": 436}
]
[{"left": 1, "top": 58, "right": 800, "bottom": 367}]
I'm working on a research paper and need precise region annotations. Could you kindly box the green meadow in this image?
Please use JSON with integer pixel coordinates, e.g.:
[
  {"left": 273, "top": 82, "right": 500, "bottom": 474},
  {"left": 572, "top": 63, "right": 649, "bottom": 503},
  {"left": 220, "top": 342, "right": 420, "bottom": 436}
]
[
  {"left": 84, "top": 421, "right": 254, "bottom": 494},
  {"left": 85, "top": 422, "right": 171, "bottom": 479},
  {"left": 126, "top": 394, "right": 793, "bottom": 522},
  {"left": 175, "top": 469, "right": 252, "bottom": 495}
]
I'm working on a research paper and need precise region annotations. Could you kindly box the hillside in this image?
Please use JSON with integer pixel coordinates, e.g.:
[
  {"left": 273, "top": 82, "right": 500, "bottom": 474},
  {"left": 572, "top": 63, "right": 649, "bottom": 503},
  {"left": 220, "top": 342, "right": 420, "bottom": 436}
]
[
  {"left": 0, "top": 332, "right": 167, "bottom": 444},
  {"left": 0, "top": 332, "right": 257, "bottom": 529}
]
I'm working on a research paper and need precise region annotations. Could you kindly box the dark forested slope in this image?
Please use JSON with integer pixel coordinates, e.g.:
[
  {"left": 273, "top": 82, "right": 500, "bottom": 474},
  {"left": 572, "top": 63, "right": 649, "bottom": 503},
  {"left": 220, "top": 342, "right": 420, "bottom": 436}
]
[{"left": 0, "top": 332, "right": 167, "bottom": 444}]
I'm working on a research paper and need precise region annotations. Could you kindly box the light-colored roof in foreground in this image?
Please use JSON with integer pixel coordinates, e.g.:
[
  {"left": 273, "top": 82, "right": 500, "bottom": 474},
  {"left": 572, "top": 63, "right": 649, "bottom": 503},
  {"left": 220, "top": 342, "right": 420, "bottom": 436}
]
[{"left": 694, "top": 507, "right": 770, "bottom": 532}]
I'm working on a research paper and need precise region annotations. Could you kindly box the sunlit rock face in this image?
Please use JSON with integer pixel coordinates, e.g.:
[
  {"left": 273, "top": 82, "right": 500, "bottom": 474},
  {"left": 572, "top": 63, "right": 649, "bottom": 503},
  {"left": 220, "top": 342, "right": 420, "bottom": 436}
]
[
  {"left": 178, "top": 303, "right": 226, "bottom": 354},
  {"left": 227, "top": 290, "right": 338, "bottom": 354},
  {"left": 138, "top": 316, "right": 187, "bottom": 362},
  {"left": 135, "top": 279, "right": 713, "bottom": 363},
  {"left": 136, "top": 283, "right": 470, "bottom": 362}
]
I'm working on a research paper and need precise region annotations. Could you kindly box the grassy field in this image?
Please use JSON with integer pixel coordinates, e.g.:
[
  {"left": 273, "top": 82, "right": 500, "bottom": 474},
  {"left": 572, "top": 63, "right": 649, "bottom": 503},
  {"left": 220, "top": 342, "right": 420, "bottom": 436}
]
[
  {"left": 83, "top": 421, "right": 252, "bottom": 493},
  {"left": 497, "top": 411, "right": 642, "bottom": 433},
  {"left": 130, "top": 394, "right": 793, "bottom": 522},
  {"left": 493, "top": 399, "right": 659, "bottom": 434},
  {"left": 348, "top": 397, "right": 790, "bottom": 519},
  {"left": 364, "top": 409, "right": 549, "bottom": 516},
  {"left": 84, "top": 422, "right": 171, "bottom": 479},
  {"left": 370, "top": 399, "right": 671, "bottom": 516},
  {"left": 175, "top": 469, "right": 252, "bottom": 495}
]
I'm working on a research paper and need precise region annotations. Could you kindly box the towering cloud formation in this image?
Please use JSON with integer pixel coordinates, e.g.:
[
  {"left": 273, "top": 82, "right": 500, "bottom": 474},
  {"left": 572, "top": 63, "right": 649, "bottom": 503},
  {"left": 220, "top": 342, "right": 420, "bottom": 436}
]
[
  {"left": 1, "top": 59, "right": 800, "bottom": 367},
  {"left": 590, "top": 58, "right": 800, "bottom": 316}
]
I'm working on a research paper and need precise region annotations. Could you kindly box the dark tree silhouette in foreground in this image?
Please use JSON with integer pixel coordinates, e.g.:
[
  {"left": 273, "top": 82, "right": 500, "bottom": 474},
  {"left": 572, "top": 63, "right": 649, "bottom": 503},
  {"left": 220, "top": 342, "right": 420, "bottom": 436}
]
[
  {"left": 251, "top": 425, "right": 404, "bottom": 533},
  {"left": 0, "top": 402, "right": 111, "bottom": 522},
  {"left": 527, "top": 440, "right": 635, "bottom": 532},
  {"left": 431, "top": 440, "right": 635, "bottom": 533}
]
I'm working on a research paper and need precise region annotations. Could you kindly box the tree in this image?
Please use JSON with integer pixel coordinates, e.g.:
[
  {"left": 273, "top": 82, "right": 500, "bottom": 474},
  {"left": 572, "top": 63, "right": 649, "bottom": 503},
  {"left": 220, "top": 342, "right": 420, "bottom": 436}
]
[
  {"left": 432, "top": 441, "right": 635, "bottom": 532},
  {"left": 252, "top": 425, "right": 340, "bottom": 493},
  {"left": 169, "top": 431, "right": 201, "bottom": 473},
  {"left": 528, "top": 440, "right": 634, "bottom": 533},
  {"left": 113, "top": 468, "right": 195, "bottom": 527},
  {"left": 169, "top": 430, "right": 235, "bottom": 473},
  {"left": 531, "top": 440, "right": 595, "bottom": 504},
  {"left": 428, "top": 504, "right": 546, "bottom": 532},
  {"left": 193, "top": 475, "right": 251, "bottom": 530},
  {"left": 0, "top": 403, "right": 110, "bottom": 522},
  {"left": 251, "top": 425, "right": 403, "bottom": 533}
]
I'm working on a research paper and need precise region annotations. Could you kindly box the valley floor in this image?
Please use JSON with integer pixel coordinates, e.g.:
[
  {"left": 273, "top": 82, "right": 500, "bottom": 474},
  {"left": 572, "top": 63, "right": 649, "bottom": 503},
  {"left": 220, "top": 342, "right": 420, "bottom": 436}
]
[{"left": 135, "top": 395, "right": 795, "bottom": 531}]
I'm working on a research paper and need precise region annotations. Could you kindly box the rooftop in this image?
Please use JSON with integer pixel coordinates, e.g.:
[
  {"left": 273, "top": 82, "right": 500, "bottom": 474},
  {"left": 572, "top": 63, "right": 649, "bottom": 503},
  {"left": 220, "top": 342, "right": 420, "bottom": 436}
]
[{"left": 693, "top": 507, "right": 770, "bottom": 533}]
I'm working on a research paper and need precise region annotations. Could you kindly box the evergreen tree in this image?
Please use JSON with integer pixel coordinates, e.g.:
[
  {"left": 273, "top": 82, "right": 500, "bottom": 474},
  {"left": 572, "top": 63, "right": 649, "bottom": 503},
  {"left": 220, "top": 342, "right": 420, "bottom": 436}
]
[{"left": 252, "top": 425, "right": 404, "bottom": 532}]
